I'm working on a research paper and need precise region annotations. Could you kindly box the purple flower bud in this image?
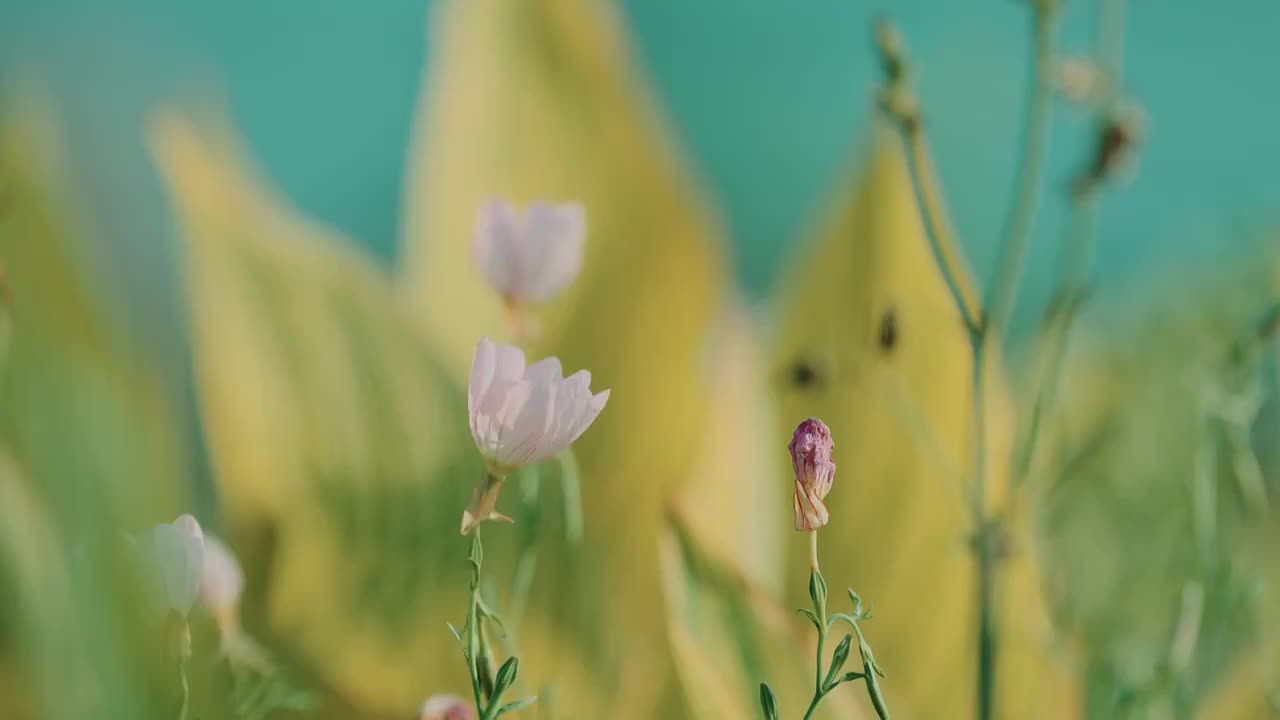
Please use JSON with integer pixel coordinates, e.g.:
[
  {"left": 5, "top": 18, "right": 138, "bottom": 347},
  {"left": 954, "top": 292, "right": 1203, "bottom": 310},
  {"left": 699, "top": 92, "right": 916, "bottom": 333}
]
[{"left": 789, "top": 417, "right": 836, "bottom": 531}]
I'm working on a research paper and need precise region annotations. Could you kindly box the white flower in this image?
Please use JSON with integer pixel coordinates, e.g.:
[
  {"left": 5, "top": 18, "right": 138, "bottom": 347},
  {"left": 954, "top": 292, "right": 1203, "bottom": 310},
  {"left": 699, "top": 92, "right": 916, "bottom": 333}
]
[
  {"left": 469, "top": 337, "right": 609, "bottom": 472},
  {"left": 462, "top": 337, "right": 609, "bottom": 533},
  {"left": 473, "top": 199, "right": 585, "bottom": 304},
  {"left": 420, "top": 694, "right": 474, "bottom": 720},
  {"left": 141, "top": 514, "right": 205, "bottom": 617},
  {"left": 199, "top": 534, "right": 244, "bottom": 630}
]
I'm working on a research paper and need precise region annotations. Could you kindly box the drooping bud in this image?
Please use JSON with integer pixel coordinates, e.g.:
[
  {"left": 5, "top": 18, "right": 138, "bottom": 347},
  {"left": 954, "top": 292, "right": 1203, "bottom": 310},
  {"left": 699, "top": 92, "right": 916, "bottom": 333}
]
[{"left": 789, "top": 417, "right": 836, "bottom": 531}]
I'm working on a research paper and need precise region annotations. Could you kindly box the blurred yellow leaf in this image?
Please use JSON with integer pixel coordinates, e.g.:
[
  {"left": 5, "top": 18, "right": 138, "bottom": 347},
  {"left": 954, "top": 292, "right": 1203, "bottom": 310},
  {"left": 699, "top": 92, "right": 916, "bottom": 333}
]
[
  {"left": 768, "top": 124, "right": 1077, "bottom": 719},
  {"left": 150, "top": 109, "right": 492, "bottom": 717},
  {"left": 0, "top": 107, "right": 185, "bottom": 529}
]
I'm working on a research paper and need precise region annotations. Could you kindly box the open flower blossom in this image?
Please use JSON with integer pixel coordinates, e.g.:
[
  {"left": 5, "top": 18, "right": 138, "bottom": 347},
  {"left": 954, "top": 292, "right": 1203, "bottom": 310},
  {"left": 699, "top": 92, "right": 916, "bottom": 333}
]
[
  {"left": 473, "top": 199, "right": 585, "bottom": 306},
  {"left": 199, "top": 534, "right": 244, "bottom": 633},
  {"left": 463, "top": 337, "right": 610, "bottom": 534},
  {"left": 790, "top": 418, "right": 836, "bottom": 532},
  {"left": 139, "top": 514, "right": 206, "bottom": 617},
  {"left": 420, "top": 694, "right": 474, "bottom": 720}
]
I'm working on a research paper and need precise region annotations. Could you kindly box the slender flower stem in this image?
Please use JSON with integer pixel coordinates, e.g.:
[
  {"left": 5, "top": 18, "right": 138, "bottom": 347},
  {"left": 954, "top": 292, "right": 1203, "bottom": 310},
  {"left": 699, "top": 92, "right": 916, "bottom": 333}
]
[
  {"left": 174, "top": 619, "right": 192, "bottom": 720},
  {"left": 466, "top": 530, "right": 488, "bottom": 718},
  {"left": 177, "top": 656, "right": 190, "bottom": 720},
  {"left": 1011, "top": 192, "right": 1100, "bottom": 493},
  {"left": 986, "top": 7, "right": 1059, "bottom": 337},
  {"left": 798, "top": 566, "right": 829, "bottom": 717},
  {"left": 878, "top": 6, "right": 1061, "bottom": 719},
  {"left": 897, "top": 124, "right": 981, "bottom": 335},
  {"left": 970, "top": 334, "right": 999, "bottom": 720}
]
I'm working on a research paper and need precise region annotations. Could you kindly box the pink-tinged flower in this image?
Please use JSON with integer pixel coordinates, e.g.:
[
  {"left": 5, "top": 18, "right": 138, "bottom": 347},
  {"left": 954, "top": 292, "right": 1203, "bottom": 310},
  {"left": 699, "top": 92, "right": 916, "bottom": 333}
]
[
  {"left": 141, "top": 514, "right": 206, "bottom": 616},
  {"left": 474, "top": 199, "right": 585, "bottom": 305},
  {"left": 420, "top": 694, "right": 474, "bottom": 720},
  {"left": 789, "top": 418, "right": 836, "bottom": 532},
  {"left": 199, "top": 535, "right": 244, "bottom": 632},
  {"left": 463, "top": 337, "right": 609, "bottom": 534}
]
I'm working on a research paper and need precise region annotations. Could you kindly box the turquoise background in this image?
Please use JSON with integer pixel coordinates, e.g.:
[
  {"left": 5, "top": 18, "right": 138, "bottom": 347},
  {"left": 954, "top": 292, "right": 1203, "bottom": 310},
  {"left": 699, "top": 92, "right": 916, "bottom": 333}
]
[{"left": 3, "top": 0, "right": 1279, "bottom": 334}]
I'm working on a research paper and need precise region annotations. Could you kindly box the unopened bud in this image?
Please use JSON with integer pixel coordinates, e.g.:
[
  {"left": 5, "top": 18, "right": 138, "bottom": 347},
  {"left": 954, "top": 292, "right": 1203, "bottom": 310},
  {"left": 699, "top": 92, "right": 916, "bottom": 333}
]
[{"left": 790, "top": 418, "right": 836, "bottom": 531}]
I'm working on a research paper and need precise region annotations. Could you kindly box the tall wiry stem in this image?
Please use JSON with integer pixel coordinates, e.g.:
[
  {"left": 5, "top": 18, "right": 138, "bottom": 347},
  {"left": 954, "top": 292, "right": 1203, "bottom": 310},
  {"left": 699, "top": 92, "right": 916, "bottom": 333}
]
[{"left": 875, "top": 2, "right": 1061, "bottom": 717}]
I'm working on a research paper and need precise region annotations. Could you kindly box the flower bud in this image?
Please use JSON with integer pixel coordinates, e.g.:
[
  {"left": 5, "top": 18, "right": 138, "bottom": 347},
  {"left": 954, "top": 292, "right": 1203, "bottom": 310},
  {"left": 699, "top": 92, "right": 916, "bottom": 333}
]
[
  {"left": 789, "top": 417, "right": 836, "bottom": 531},
  {"left": 138, "top": 513, "right": 205, "bottom": 618},
  {"left": 420, "top": 694, "right": 474, "bottom": 720}
]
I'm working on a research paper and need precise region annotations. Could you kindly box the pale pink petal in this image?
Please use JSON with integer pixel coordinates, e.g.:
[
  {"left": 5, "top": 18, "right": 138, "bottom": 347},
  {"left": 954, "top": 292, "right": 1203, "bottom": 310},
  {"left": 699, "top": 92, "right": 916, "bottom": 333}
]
[
  {"left": 522, "top": 203, "right": 585, "bottom": 301},
  {"left": 200, "top": 535, "right": 244, "bottom": 613},
  {"left": 474, "top": 200, "right": 522, "bottom": 296},
  {"left": 150, "top": 514, "right": 205, "bottom": 615},
  {"left": 486, "top": 381, "right": 533, "bottom": 464},
  {"left": 524, "top": 356, "right": 563, "bottom": 385},
  {"left": 468, "top": 338, "right": 497, "bottom": 440},
  {"left": 505, "top": 379, "right": 557, "bottom": 467},
  {"left": 421, "top": 694, "right": 474, "bottom": 720},
  {"left": 492, "top": 342, "right": 526, "bottom": 383},
  {"left": 564, "top": 388, "right": 609, "bottom": 447},
  {"left": 544, "top": 372, "right": 591, "bottom": 452}
]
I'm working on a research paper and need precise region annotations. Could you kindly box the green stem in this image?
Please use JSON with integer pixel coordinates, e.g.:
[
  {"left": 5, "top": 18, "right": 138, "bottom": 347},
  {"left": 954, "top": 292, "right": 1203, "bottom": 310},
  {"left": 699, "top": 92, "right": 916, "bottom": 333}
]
[
  {"left": 896, "top": 122, "right": 981, "bottom": 335},
  {"left": 802, "top": 564, "right": 829, "bottom": 720},
  {"left": 467, "top": 531, "right": 488, "bottom": 719},
  {"left": 985, "top": 7, "right": 1058, "bottom": 337},
  {"left": 177, "top": 657, "right": 190, "bottom": 720},
  {"left": 1010, "top": 192, "right": 1099, "bottom": 494},
  {"left": 802, "top": 692, "right": 823, "bottom": 720},
  {"left": 971, "top": 334, "right": 998, "bottom": 720}
]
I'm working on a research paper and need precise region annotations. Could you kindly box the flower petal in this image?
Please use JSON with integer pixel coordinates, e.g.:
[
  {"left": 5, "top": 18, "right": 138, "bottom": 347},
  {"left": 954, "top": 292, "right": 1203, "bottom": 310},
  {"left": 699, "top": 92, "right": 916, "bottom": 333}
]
[
  {"left": 522, "top": 202, "right": 585, "bottom": 301},
  {"left": 473, "top": 200, "right": 523, "bottom": 296},
  {"left": 524, "top": 356, "right": 563, "bottom": 385},
  {"left": 468, "top": 337, "right": 497, "bottom": 442},
  {"left": 505, "top": 377, "right": 557, "bottom": 466}
]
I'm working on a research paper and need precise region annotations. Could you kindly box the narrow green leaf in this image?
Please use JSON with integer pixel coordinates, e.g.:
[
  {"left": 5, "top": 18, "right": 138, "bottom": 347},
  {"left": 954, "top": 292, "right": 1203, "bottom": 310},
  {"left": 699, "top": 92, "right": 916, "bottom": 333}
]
[
  {"left": 808, "top": 570, "right": 828, "bottom": 614},
  {"left": 492, "top": 656, "right": 520, "bottom": 702},
  {"left": 823, "top": 634, "right": 853, "bottom": 690},
  {"left": 758, "top": 682, "right": 779, "bottom": 720},
  {"left": 495, "top": 695, "right": 537, "bottom": 717},
  {"left": 796, "top": 607, "right": 822, "bottom": 629}
]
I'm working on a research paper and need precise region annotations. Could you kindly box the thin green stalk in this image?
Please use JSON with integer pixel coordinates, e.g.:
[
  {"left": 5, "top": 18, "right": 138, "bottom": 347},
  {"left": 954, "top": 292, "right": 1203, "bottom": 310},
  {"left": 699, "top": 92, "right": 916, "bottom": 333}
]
[
  {"left": 177, "top": 655, "right": 190, "bottom": 720},
  {"left": 971, "top": 335, "right": 999, "bottom": 720},
  {"left": 1011, "top": 192, "right": 1100, "bottom": 493},
  {"left": 802, "top": 567, "right": 828, "bottom": 720},
  {"left": 985, "top": 6, "right": 1059, "bottom": 337},
  {"left": 466, "top": 531, "right": 487, "bottom": 718},
  {"left": 897, "top": 125, "right": 981, "bottom": 335}
]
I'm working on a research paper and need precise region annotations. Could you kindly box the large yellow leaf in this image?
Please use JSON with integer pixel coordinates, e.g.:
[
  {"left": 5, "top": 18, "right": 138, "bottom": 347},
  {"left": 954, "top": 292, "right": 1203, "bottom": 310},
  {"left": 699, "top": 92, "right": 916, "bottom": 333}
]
[
  {"left": 768, "top": 125, "right": 1077, "bottom": 719},
  {"left": 401, "top": 1, "right": 733, "bottom": 713},
  {"left": 0, "top": 106, "right": 185, "bottom": 530},
  {"left": 150, "top": 110, "right": 603, "bottom": 717}
]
